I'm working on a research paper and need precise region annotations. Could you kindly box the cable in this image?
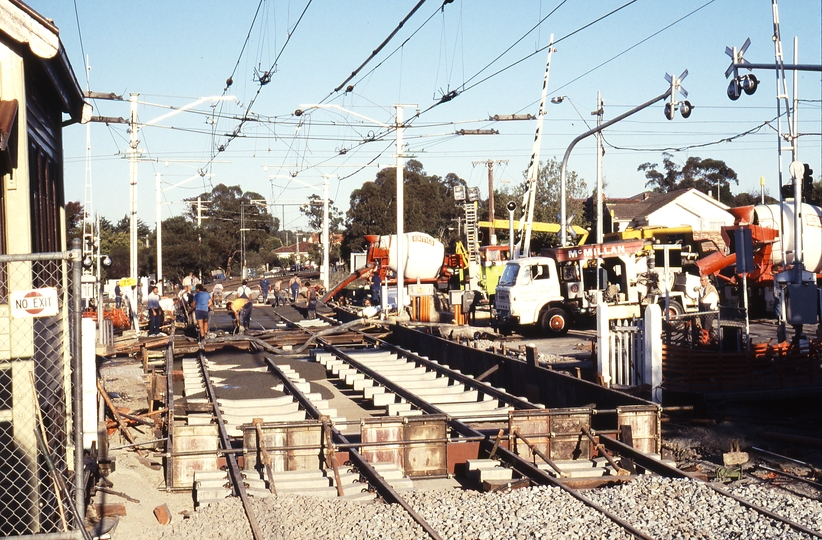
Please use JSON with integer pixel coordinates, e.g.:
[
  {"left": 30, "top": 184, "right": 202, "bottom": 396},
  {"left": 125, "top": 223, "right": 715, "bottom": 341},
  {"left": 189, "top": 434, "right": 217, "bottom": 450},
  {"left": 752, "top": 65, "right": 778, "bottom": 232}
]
[
  {"left": 210, "top": 0, "right": 315, "bottom": 167},
  {"left": 223, "top": 0, "right": 266, "bottom": 93},
  {"left": 332, "top": 0, "right": 430, "bottom": 94},
  {"left": 548, "top": 0, "right": 717, "bottom": 98},
  {"left": 418, "top": 0, "right": 638, "bottom": 116},
  {"left": 601, "top": 115, "right": 780, "bottom": 153},
  {"left": 460, "top": 0, "right": 568, "bottom": 90},
  {"left": 71, "top": 0, "right": 89, "bottom": 88}
]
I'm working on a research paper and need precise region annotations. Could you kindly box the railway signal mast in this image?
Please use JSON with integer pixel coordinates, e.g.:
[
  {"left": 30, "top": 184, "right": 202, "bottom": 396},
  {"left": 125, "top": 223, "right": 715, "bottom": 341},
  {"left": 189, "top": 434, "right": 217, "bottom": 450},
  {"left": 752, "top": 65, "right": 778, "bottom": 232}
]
[{"left": 723, "top": 0, "right": 822, "bottom": 343}]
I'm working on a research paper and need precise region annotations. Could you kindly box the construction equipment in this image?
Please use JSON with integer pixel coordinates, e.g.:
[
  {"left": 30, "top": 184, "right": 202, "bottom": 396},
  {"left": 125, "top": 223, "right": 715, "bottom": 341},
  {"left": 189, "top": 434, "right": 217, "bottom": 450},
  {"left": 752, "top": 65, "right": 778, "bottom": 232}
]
[{"left": 493, "top": 238, "right": 709, "bottom": 336}]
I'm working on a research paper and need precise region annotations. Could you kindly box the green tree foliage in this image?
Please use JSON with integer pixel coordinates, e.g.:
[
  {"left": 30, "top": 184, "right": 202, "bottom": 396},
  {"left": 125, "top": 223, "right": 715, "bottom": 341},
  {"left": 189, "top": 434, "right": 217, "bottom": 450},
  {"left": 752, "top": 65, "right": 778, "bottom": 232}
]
[
  {"left": 638, "top": 152, "right": 739, "bottom": 201},
  {"left": 505, "top": 158, "right": 588, "bottom": 250},
  {"left": 343, "top": 160, "right": 465, "bottom": 257},
  {"left": 149, "top": 216, "right": 200, "bottom": 284},
  {"left": 299, "top": 194, "right": 345, "bottom": 232},
  {"left": 188, "top": 184, "right": 277, "bottom": 277},
  {"left": 65, "top": 201, "right": 84, "bottom": 248}
]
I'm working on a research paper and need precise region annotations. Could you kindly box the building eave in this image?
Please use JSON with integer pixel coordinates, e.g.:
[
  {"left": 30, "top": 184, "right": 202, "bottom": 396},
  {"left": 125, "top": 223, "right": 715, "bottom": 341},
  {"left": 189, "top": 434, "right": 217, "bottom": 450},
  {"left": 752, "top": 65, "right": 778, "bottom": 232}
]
[{"left": 0, "top": 0, "right": 87, "bottom": 123}]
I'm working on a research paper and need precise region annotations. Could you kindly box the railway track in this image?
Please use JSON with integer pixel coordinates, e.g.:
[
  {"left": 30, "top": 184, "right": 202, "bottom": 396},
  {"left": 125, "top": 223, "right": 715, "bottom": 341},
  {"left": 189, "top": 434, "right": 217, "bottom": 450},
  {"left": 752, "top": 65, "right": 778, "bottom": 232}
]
[{"left": 158, "top": 309, "right": 822, "bottom": 539}]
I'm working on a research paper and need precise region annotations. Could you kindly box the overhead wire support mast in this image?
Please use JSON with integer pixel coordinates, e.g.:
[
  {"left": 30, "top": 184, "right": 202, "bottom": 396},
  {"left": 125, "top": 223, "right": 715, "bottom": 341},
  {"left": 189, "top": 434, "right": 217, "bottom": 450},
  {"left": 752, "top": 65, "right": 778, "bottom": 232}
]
[{"left": 723, "top": 0, "right": 822, "bottom": 342}]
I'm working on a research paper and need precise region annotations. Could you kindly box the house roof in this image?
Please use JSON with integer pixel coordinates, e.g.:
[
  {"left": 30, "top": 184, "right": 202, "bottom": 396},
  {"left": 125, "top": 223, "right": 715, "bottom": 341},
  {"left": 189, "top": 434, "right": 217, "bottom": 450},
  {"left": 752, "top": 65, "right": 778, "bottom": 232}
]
[
  {"left": 273, "top": 241, "right": 314, "bottom": 255},
  {"left": 606, "top": 189, "right": 729, "bottom": 224},
  {"left": 0, "top": 0, "right": 87, "bottom": 124}
]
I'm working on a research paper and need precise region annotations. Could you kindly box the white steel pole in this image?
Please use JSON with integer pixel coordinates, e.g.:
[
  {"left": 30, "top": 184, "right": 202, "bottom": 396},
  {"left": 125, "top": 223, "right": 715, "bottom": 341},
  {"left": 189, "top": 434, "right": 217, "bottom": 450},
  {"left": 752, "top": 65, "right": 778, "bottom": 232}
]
[
  {"left": 322, "top": 175, "right": 330, "bottom": 291},
  {"left": 241, "top": 204, "right": 246, "bottom": 279},
  {"left": 792, "top": 38, "right": 802, "bottom": 266},
  {"left": 156, "top": 173, "right": 163, "bottom": 294},
  {"left": 128, "top": 93, "right": 139, "bottom": 326},
  {"left": 595, "top": 92, "right": 604, "bottom": 290},
  {"left": 395, "top": 104, "right": 404, "bottom": 313}
]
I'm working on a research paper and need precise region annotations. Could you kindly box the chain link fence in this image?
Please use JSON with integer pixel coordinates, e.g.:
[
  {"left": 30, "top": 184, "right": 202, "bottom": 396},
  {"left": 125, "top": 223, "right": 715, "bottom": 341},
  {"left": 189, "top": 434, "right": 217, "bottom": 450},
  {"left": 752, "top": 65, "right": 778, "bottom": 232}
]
[{"left": 0, "top": 247, "right": 84, "bottom": 537}]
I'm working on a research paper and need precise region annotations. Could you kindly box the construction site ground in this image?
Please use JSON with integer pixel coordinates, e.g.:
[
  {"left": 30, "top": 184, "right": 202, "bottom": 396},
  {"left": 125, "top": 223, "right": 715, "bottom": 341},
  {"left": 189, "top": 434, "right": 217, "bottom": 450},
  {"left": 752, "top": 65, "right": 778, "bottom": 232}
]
[{"left": 92, "top": 298, "right": 822, "bottom": 538}]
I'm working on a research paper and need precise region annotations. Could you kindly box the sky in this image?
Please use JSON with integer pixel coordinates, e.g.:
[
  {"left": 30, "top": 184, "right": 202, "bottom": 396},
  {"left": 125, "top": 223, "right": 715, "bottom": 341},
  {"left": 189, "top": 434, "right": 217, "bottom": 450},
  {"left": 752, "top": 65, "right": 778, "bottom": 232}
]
[{"left": 30, "top": 0, "right": 822, "bottom": 235}]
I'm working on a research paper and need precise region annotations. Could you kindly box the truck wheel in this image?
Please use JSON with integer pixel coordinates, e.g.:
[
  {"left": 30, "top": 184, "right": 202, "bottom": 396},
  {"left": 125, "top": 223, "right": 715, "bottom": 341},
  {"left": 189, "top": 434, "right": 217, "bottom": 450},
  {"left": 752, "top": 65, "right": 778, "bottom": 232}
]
[
  {"left": 661, "top": 299, "right": 684, "bottom": 319},
  {"left": 540, "top": 308, "right": 569, "bottom": 336}
]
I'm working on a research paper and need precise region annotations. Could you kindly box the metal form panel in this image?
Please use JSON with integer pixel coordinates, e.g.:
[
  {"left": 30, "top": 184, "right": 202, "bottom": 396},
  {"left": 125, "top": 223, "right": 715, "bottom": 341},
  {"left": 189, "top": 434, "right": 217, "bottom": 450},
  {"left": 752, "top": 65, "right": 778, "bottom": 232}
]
[
  {"left": 403, "top": 416, "right": 447, "bottom": 478},
  {"left": 509, "top": 408, "right": 591, "bottom": 462},
  {"left": 171, "top": 424, "right": 219, "bottom": 488},
  {"left": 361, "top": 418, "right": 404, "bottom": 469},
  {"left": 241, "top": 421, "right": 323, "bottom": 473},
  {"left": 617, "top": 405, "right": 660, "bottom": 455},
  {"left": 360, "top": 416, "right": 448, "bottom": 478}
]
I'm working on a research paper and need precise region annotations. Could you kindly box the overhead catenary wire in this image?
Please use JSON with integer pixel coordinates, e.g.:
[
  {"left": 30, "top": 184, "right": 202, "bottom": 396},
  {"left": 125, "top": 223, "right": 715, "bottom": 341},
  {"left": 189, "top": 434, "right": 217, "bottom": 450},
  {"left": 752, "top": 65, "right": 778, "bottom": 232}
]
[{"left": 331, "top": 0, "right": 430, "bottom": 95}]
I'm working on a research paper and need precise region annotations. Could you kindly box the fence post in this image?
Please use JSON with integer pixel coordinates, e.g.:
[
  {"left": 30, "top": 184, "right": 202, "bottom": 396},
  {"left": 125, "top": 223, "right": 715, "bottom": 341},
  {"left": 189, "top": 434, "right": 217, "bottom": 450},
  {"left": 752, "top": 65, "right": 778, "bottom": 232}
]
[
  {"left": 597, "top": 301, "right": 610, "bottom": 387},
  {"left": 70, "top": 238, "right": 85, "bottom": 519},
  {"left": 644, "top": 303, "right": 663, "bottom": 404}
]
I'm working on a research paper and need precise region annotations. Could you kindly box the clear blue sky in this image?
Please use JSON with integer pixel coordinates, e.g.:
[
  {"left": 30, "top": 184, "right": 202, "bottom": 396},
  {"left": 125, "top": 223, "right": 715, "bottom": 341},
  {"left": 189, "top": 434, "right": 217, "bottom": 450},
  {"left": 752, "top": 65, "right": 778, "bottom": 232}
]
[{"left": 30, "top": 0, "right": 822, "bottom": 233}]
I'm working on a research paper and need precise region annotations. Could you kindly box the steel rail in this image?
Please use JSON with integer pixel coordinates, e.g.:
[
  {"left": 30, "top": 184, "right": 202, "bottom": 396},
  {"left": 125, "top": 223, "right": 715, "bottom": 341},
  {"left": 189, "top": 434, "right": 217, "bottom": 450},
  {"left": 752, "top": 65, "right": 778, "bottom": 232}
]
[
  {"left": 359, "top": 332, "right": 541, "bottom": 410},
  {"left": 600, "top": 435, "right": 822, "bottom": 539},
  {"left": 262, "top": 356, "right": 444, "bottom": 540},
  {"left": 313, "top": 337, "right": 655, "bottom": 540},
  {"left": 196, "top": 350, "right": 265, "bottom": 540},
  {"left": 164, "top": 343, "right": 174, "bottom": 492},
  {"left": 278, "top": 314, "right": 659, "bottom": 538}
]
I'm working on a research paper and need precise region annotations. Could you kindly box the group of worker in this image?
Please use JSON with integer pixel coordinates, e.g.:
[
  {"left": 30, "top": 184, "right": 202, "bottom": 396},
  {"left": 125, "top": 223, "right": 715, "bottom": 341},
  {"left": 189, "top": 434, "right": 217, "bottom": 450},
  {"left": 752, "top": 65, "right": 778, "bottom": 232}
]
[{"left": 163, "top": 274, "right": 323, "bottom": 339}]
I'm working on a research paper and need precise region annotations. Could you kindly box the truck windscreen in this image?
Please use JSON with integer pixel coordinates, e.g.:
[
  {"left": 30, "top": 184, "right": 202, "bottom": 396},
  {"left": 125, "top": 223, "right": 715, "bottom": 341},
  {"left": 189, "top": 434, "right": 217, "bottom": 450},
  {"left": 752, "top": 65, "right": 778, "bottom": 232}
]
[{"left": 498, "top": 263, "right": 520, "bottom": 287}]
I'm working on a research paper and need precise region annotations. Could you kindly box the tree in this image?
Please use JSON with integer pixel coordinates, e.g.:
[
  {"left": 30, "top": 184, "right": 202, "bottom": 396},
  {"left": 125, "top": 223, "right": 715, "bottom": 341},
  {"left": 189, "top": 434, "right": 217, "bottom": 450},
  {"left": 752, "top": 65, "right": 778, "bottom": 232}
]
[
  {"left": 65, "top": 201, "right": 84, "bottom": 248},
  {"left": 343, "top": 160, "right": 465, "bottom": 258},
  {"left": 299, "top": 194, "right": 344, "bottom": 232},
  {"left": 508, "top": 158, "right": 588, "bottom": 251},
  {"left": 728, "top": 190, "right": 778, "bottom": 208},
  {"left": 189, "top": 184, "right": 276, "bottom": 277},
  {"left": 639, "top": 152, "right": 739, "bottom": 200},
  {"left": 151, "top": 216, "right": 200, "bottom": 283}
]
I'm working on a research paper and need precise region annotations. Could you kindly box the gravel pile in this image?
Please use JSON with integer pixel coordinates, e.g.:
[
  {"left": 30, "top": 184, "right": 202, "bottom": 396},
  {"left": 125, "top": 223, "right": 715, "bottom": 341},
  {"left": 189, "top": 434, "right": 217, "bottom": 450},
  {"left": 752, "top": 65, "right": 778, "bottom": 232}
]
[
  {"left": 404, "top": 486, "right": 628, "bottom": 540},
  {"left": 585, "top": 475, "right": 817, "bottom": 539},
  {"left": 144, "top": 478, "right": 821, "bottom": 539},
  {"left": 148, "top": 495, "right": 426, "bottom": 540},
  {"left": 725, "top": 480, "right": 822, "bottom": 532}
]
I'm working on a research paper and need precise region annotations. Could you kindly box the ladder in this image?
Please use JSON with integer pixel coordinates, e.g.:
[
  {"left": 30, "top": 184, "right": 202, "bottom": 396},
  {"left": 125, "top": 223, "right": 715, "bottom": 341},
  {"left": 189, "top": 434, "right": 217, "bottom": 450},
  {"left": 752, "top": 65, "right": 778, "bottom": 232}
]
[{"left": 464, "top": 202, "right": 479, "bottom": 263}]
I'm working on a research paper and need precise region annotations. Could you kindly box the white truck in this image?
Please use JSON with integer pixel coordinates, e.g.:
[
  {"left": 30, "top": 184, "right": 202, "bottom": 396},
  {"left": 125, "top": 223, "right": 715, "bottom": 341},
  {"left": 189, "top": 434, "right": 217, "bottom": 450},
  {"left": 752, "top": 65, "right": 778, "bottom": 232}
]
[{"left": 493, "top": 240, "right": 703, "bottom": 336}]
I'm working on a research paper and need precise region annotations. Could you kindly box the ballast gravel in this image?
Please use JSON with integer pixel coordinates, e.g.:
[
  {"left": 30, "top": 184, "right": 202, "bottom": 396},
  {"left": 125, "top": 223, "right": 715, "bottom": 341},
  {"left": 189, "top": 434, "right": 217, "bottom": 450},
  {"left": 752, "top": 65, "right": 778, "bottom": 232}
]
[{"left": 145, "top": 476, "right": 821, "bottom": 540}]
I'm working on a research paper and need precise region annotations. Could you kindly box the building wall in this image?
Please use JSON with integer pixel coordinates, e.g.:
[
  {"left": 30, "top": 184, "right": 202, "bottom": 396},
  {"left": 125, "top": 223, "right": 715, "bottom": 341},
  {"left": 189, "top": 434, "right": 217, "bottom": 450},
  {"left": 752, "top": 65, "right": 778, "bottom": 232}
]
[{"left": 0, "top": 42, "right": 32, "bottom": 256}]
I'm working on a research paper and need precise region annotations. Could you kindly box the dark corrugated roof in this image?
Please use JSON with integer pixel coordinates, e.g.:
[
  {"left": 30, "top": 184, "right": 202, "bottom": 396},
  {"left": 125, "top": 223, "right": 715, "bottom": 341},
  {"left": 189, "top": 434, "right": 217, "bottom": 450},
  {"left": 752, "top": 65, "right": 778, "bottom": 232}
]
[{"left": 606, "top": 190, "right": 688, "bottom": 222}]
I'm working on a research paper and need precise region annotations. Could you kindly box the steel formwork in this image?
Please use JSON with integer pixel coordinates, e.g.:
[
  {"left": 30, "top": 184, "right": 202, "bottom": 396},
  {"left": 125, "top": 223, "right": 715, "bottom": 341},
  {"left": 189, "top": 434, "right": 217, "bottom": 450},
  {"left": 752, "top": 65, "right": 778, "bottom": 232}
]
[{"left": 0, "top": 246, "right": 84, "bottom": 538}]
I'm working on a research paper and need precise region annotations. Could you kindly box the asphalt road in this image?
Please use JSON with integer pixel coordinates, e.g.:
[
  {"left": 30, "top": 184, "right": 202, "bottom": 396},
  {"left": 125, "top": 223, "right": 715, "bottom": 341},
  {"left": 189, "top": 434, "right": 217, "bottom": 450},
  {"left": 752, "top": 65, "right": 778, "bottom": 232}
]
[{"left": 465, "top": 309, "right": 815, "bottom": 362}]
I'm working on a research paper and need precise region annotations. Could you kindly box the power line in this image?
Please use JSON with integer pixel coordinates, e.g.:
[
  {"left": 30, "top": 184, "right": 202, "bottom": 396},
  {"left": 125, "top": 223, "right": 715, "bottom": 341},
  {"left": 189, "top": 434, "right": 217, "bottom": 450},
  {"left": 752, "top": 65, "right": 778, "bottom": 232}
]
[{"left": 332, "top": 0, "right": 430, "bottom": 95}]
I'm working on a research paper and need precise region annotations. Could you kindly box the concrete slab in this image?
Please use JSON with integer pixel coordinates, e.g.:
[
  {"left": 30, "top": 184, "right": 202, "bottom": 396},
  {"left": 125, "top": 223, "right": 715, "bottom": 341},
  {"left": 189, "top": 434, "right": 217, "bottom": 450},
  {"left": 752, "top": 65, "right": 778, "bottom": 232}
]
[
  {"left": 372, "top": 392, "right": 397, "bottom": 407},
  {"left": 467, "top": 459, "right": 501, "bottom": 470}
]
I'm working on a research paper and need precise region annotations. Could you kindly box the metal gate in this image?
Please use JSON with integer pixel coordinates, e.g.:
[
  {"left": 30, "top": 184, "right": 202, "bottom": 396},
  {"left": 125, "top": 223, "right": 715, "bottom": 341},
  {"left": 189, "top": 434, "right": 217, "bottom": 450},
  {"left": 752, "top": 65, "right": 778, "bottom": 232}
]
[
  {"left": 606, "top": 318, "right": 644, "bottom": 387},
  {"left": 0, "top": 245, "right": 84, "bottom": 537},
  {"left": 597, "top": 302, "right": 663, "bottom": 403}
]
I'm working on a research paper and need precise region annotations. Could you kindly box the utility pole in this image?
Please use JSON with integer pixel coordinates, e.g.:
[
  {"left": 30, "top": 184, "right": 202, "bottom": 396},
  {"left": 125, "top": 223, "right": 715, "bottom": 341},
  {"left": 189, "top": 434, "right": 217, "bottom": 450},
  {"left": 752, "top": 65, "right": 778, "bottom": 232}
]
[
  {"left": 593, "top": 92, "right": 604, "bottom": 291},
  {"left": 128, "top": 93, "right": 140, "bottom": 327},
  {"left": 473, "top": 159, "right": 508, "bottom": 245},
  {"left": 593, "top": 93, "right": 604, "bottom": 245},
  {"left": 155, "top": 173, "right": 162, "bottom": 294}
]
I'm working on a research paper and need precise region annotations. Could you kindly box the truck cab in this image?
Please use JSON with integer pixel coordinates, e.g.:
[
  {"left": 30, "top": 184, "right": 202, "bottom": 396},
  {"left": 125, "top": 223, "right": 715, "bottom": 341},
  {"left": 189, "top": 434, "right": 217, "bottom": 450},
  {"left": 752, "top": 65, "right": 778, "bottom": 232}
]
[
  {"left": 494, "top": 257, "right": 571, "bottom": 334},
  {"left": 494, "top": 240, "right": 650, "bottom": 336}
]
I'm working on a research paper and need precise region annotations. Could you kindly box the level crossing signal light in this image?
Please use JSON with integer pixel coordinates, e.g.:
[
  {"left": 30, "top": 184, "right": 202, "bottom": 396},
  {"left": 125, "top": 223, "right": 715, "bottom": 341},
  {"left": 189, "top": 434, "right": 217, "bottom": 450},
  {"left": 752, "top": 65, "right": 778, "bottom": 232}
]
[
  {"left": 725, "top": 38, "right": 759, "bottom": 101},
  {"left": 803, "top": 163, "right": 814, "bottom": 201},
  {"left": 583, "top": 197, "right": 595, "bottom": 223},
  {"left": 663, "top": 70, "right": 692, "bottom": 120}
]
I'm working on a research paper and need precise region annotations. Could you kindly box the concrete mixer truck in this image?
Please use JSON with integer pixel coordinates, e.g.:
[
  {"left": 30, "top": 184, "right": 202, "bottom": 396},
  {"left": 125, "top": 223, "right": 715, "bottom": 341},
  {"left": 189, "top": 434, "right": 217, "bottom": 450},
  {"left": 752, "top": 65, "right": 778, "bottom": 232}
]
[
  {"left": 322, "top": 232, "right": 461, "bottom": 308},
  {"left": 697, "top": 201, "right": 822, "bottom": 317}
]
